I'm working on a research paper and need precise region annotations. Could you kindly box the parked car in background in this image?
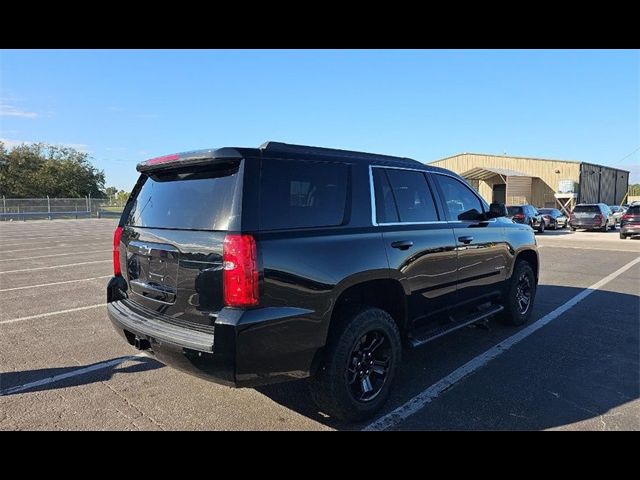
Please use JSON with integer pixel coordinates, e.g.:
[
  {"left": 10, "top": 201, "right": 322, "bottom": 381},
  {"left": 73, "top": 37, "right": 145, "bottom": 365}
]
[
  {"left": 537, "top": 208, "right": 568, "bottom": 229},
  {"left": 106, "top": 141, "right": 540, "bottom": 422},
  {"left": 569, "top": 203, "right": 616, "bottom": 231},
  {"left": 609, "top": 205, "right": 626, "bottom": 226},
  {"left": 507, "top": 204, "right": 545, "bottom": 233},
  {"left": 620, "top": 205, "right": 640, "bottom": 239}
]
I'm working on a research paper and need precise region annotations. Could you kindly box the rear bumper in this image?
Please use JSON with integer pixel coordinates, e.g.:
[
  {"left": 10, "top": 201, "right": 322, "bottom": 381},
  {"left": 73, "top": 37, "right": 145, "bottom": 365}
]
[
  {"left": 107, "top": 279, "right": 320, "bottom": 387},
  {"left": 621, "top": 224, "right": 640, "bottom": 235},
  {"left": 569, "top": 221, "right": 604, "bottom": 229}
]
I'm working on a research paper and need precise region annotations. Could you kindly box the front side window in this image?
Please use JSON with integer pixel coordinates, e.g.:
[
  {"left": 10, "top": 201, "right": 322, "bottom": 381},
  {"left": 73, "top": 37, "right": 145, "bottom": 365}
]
[
  {"left": 372, "top": 168, "right": 439, "bottom": 223},
  {"left": 260, "top": 159, "right": 348, "bottom": 230},
  {"left": 434, "top": 174, "right": 484, "bottom": 221}
]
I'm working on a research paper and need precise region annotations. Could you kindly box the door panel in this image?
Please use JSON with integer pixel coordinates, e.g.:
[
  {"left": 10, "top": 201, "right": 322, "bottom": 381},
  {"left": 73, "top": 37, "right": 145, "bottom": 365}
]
[
  {"left": 382, "top": 225, "right": 458, "bottom": 325},
  {"left": 431, "top": 173, "right": 508, "bottom": 304}
]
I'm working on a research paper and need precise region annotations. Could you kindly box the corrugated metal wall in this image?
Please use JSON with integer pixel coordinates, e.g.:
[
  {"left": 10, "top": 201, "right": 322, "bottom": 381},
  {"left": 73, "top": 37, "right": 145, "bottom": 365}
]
[
  {"left": 430, "top": 153, "right": 581, "bottom": 206},
  {"left": 615, "top": 170, "right": 629, "bottom": 204},
  {"left": 579, "top": 163, "right": 629, "bottom": 204},
  {"left": 600, "top": 168, "right": 616, "bottom": 205},
  {"left": 506, "top": 176, "right": 532, "bottom": 205}
]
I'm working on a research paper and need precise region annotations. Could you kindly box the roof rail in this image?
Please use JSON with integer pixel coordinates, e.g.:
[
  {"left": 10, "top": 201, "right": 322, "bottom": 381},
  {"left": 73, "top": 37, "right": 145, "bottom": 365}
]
[{"left": 259, "top": 141, "right": 422, "bottom": 165}]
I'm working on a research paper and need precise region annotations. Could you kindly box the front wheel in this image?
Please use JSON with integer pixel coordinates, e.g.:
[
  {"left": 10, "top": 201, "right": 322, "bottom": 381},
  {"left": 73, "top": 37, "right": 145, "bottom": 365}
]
[
  {"left": 537, "top": 222, "right": 545, "bottom": 234},
  {"left": 309, "top": 307, "right": 401, "bottom": 422},
  {"left": 498, "top": 261, "right": 536, "bottom": 326}
]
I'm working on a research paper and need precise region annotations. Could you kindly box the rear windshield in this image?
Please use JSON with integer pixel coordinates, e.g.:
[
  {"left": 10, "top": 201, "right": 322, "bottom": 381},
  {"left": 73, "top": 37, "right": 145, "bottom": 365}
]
[
  {"left": 507, "top": 206, "right": 523, "bottom": 215},
  {"left": 260, "top": 159, "right": 348, "bottom": 230},
  {"left": 628, "top": 206, "right": 640, "bottom": 214},
  {"left": 538, "top": 208, "right": 553, "bottom": 214},
  {"left": 573, "top": 205, "right": 599, "bottom": 213},
  {"left": 126, "top": 163, "right": 241, "bottom": 230}
]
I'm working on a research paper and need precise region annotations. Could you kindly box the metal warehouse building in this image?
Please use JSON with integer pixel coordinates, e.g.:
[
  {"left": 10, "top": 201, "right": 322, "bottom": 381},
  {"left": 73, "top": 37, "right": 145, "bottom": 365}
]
[{"left": 429, "top": 153, "right": 629, "bottom": 213}]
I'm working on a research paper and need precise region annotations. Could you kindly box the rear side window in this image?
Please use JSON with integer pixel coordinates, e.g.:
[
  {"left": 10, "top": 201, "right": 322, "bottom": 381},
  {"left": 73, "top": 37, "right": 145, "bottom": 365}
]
[
  {"left": 260, "top": 159, "right": 348, "bottom": 230},
  {"left": 384, "top": 169, "right": 438, "bottom": 222},
  {"left": 126, "top": 163, "right": 241, "bottom": 230},
  {"left": 372, "top": 168, "right": 399, "bottom": 223},
  {"left": 574, "top": 205, "right": 599, "bottom": 213}
]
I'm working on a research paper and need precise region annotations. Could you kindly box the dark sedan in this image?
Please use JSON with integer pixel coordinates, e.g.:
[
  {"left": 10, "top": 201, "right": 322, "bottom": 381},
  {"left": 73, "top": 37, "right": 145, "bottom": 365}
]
[
  {"left": 538, "top": 208, "right": 568, "bottom": 229},
  {"left": 507, "top": 204, "right": 545, "bottom": 233}
]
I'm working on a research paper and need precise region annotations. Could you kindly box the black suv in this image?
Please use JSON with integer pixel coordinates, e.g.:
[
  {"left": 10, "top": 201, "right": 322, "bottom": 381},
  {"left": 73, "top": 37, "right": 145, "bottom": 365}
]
[
  {"left": 506, "top": 204, "right": 545, "bottom": 233},
  {"left": 107, "top": 142, "right": 539, "bottom": 421}
]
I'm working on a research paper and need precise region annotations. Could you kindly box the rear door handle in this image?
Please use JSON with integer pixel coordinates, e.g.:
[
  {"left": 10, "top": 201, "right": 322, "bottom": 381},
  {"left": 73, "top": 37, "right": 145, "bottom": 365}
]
[
  {"left": 458, "top": 235, "right": 473, "bottom": 244},
  {"left": 391, "top": 240, "right": 414, "bottom": 250}
]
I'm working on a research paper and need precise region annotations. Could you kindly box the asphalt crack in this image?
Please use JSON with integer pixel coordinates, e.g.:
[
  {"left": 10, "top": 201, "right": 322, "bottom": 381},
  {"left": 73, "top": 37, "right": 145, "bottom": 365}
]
[{"left": 102, "top": 381, "right": 166, "bottom": 431}]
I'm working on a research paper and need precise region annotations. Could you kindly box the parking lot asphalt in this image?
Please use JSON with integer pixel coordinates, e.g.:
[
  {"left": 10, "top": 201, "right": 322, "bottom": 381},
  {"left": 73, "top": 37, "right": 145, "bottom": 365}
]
[{"left": 1, "top": 219, "right": 638, "bottom": 430}]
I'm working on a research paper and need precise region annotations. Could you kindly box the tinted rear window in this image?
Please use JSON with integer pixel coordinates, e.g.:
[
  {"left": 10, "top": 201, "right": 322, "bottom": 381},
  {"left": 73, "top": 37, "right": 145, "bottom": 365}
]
[
  {"left": 628, "top": 206, "right": 640, "bottom": 214},
  {"left": 507, "top": 206, "right": 523, "bottom": 215},
  {"left": 573, "top": 205, "right": 599, "bottom": 213},
  {"left": 260, "top": 159, "right": 348, "bottom": 230},
  {"left": 538, "top": 208, "right": 553, "bottom": 214},
  {"left": 126, "top": 163, "right": 241, "bottom": 230}
]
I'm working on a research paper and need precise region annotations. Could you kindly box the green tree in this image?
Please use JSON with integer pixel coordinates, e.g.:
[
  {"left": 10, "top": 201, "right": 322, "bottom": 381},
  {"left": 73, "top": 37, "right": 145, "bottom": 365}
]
[
  {"left": 0, "top": 141, "right": 105, "bottom": 198},
  {"left": 115, "top": 190, "right": 130, "bottom": 206}
]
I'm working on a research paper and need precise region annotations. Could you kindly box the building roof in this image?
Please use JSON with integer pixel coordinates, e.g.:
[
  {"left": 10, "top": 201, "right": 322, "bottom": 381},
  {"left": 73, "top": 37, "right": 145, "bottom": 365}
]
[
  {"left": 461, "top": 166, "right": 532, "bottom": 180},
  {"left": 431, "top": 152, "right": 630, "bottom": 174}
]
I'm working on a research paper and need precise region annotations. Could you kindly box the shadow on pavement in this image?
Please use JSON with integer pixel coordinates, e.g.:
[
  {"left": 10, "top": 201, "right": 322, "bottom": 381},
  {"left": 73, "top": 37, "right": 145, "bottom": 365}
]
[
  {"left": 0, "top": 356, "right": 164, "bottom": 396},
  {"left": 258, "top": 285, "right": 639, "bottom": 430}
]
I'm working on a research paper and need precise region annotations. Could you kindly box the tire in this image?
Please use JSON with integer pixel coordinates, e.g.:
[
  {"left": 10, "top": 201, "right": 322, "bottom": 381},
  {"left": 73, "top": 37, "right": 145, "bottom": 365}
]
[
  {"left": 537, "top": 222, "right": 544, "bottom": 234},
  {"left": 600, "top": 222, "right": 608, "bottom": 232},
  {"left": 571, "top": 227, "right": 577, "bottom": 231},
  {"left": 498, "top": 261, "right": 536, "bottom": 326},
  {"left": 309, "top": 306, "right": 401, "bottom": 422},
  {"left": 551, "top": 220, "right": 557, "bottom": 230},
  {"left": 609, "top": 222, "right": 616, "bottom": 231},
  {"left": 620, "top": 232, "right": 627, "bottom": 240}
]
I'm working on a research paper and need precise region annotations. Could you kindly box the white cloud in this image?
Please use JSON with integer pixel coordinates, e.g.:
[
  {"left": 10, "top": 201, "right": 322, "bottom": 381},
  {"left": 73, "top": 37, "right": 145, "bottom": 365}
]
[{"left": 0, "top": 104, "right": 39, "bottom": 118}]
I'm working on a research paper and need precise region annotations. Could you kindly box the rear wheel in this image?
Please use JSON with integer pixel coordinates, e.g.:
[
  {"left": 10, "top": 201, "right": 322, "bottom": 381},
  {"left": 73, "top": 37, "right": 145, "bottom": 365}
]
[
  {"left": 571, "top": 227, "right": 577, "bottom": 231},
  {"left": 600, "top": 222, "right": 608, "bottom": 232},
  {"left": 620, "top": 232, "right": 627, "bottom": 239},
  {"left": 609, "top": 222, "right": 616, "bottom": 231},
  {"left": 309, "top": 306, "right": 401, "bottom": 422},
  {"left": 498, "top": 261, "right": 536, "bottom": 326},
  {"left": 537, "top": 222, "right": 545, "bottom": 234}
]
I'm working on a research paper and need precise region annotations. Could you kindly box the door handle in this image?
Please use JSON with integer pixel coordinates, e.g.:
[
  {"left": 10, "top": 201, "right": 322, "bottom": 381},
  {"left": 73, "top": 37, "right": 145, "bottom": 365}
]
[
  {"left": 458, "top": 235, "right": 473, "bottom": 244},
  {"left": 391, "top": 240, "right": 414, "bottom": 250}
]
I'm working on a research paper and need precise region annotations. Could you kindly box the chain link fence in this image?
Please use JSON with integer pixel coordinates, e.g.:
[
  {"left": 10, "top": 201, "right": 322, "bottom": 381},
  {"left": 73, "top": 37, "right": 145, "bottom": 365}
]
[{"left": 0, "top": 196, "right": 124, "bottom": 220}]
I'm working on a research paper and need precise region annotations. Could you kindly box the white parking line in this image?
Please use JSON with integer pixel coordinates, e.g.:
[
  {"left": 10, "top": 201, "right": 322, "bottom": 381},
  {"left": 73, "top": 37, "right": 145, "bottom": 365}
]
[
  {"left": 1, "top": 244, "right": 110, "bottom": 254},
  {"left": 537, "top": 244, "right": 640, "bottom": 253},
  {"left": 0, "top": 237, "right": 111, "bottom": 249},
  {"left": 0, "top": 250, "right": 110, "bottom": 262},
  {"left": 0, "top": 259, "right": 110, "bottom": 274},
  {"left": 363, "top": 255, "right": 640, "bottom": 431},
  {"left": 0, "top": 304, "right": 105, "bottom": 325},
  {"left": 0, "top": 353, "right": 148, "bottom": 396},
  {"left": 0, "top": 275, "right": 111, "bottom": 293}
]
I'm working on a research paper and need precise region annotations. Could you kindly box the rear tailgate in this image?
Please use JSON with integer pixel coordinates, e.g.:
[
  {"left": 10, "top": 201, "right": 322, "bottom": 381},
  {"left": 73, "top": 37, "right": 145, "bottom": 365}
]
[{"left": 118, "top": 159, "right": 243, "bottom": 326}]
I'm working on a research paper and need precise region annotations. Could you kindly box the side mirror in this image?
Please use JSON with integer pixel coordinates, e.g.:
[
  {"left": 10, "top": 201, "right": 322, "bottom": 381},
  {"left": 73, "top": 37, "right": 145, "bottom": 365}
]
[{"left": 488, "top": 202, "right": 508, "bottom": 218}]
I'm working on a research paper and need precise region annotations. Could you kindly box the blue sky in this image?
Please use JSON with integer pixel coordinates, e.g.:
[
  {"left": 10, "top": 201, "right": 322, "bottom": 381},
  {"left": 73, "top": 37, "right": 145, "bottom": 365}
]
[{"left": 1, "top": 49, "right": 638, "bottom": 190}]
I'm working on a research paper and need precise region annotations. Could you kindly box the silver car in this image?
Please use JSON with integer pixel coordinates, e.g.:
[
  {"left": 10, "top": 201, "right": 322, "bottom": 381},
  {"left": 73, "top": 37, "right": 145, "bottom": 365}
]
[
  {"left": 609, "top": 205, "right": 626, "bottom": 226},
  {"left": 538, "top": 208, "right": 568, "bottom": 229}
]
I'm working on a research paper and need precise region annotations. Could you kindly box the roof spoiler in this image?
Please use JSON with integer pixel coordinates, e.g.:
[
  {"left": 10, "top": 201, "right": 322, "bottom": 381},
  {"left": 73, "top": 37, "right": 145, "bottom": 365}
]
[{"left": 136, "top": 148, "right": 242, "bottom": 173}]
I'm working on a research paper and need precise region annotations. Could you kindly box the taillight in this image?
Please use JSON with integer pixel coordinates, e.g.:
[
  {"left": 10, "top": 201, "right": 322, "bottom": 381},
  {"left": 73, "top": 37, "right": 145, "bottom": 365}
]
[
  {"left": 514, "top": 213, "right": 525, "bottom": 220},
  {"left": 594, "top": 214, "right": 603, "bottom": 221},
  {"left": 223, "top": 234, "right": 259, "bottom": 307},
  {"left": 621, "top": 213, "right": 632, "bottom": 221},
  {"left": 113, "top": 226, "right": 123, "bottom": 276}
]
